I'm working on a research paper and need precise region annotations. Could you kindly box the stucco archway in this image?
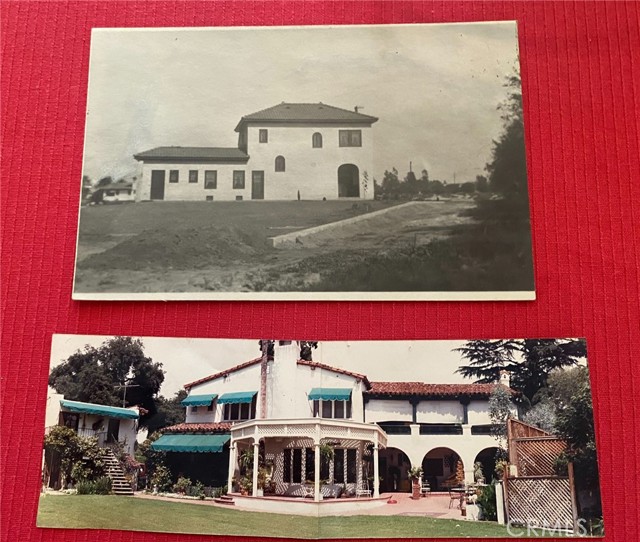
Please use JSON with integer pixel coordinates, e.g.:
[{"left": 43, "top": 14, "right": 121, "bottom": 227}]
[
  {"left": 338, "top": 164, "right": 360, "bottom": 197},
  {"left": 473, "top": 447, "right": 500, "bottom": 484},
  {"left": 378, "top": 446, "right": 411, "bottom": 492},
  {"left": 421, "top": 447, "right": 464, "bottom": 491}
]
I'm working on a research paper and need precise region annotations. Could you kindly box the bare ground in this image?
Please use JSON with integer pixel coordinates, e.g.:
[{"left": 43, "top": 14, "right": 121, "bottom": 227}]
[{"left": 74, "top": 200, "right": 476, "bottom": 293}]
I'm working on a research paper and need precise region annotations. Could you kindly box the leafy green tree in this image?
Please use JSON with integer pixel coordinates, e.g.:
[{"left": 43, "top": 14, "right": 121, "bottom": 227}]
[
  {"left": 486, "top": 73, "right": 527, "bottom": 200},
  {"left": 522, "top": 400, "right": 556, "bottom": 433},
  {"left": 381, "top": 168, "right": 400, "bottom": 195},
  {"left": 488, "top": 384, "right": 513, "bottom": 451},
  {"left": 96, "top": 176, "right": 113, "bottom": 187},
  {"left": 49, "top": 336, "right": 165, "bottom": 424},
  {"left": 145, "top": 390, "right": 187, "bottom": 434},
  {"left": 456, "top": 339, "right": 586, "bottom": 403}
]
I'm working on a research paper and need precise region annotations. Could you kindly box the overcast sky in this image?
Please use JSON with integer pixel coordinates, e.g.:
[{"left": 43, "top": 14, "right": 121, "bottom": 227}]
[
  {"left": 50, "top": 335, "right": 496, "bottom": 397},
  {"left": 83, "top": 22, "right": 520, "bottom": 184}
]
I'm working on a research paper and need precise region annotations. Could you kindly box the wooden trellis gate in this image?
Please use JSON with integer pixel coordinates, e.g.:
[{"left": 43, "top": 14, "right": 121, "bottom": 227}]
[{"left": 503, "top": 419, "right": 578, "bottom": 532}]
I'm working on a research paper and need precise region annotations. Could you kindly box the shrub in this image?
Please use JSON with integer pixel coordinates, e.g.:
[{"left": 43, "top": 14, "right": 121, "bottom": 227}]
[
  {"left": 476, "top": 483, "right": 497, "bottom": 521},
  {"left": 150, "top": 464, "right": 173, "bottom": 492},
  {"left": 76, "top": 477, "right": 112, "bottom": 495},
  {"left": 187, "top": 481, "right": 205, "bottom": 499},
  {"left": 172, "top": 476, "right": 192, "bottom": 494}
]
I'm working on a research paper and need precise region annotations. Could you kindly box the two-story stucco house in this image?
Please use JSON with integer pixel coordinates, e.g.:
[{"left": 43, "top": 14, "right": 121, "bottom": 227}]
[
  {"left": 151, "top": 341, "right": 515, "bottom": 512},
  {"left": 133, "top": 103, "right": 378, "bottom": 202}
]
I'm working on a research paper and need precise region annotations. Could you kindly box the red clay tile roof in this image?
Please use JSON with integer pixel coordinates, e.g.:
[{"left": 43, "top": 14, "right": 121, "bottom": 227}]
[
  {"left": 235, "top": 102, "right": 378, "bottom": 131},
  {"left": 297, "top": 359, "right": 371, "bottom": 388},
  {"left": 366, "top": 381, "right": 514, "bottom": 399},
  {"left": 184, "top": 356, "right": 370, "bottom": 390},
  {"left": 163, "top": 422, "right": 232, "bottom": 434},
  {"left": 133, "top": 146, "right": 249, "bottom": 162},
  {"left": 184, "top": 357, "right": 264, "bottom": 390}
]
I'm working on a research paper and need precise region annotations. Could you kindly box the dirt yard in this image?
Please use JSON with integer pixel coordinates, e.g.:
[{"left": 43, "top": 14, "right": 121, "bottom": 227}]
[{"left": 74, "top": 199, "right": 476, "bottom": 294}]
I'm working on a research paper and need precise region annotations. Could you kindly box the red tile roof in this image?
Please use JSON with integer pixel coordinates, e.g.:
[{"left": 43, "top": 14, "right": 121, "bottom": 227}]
[
  {"left": 184, "top": 357, "right": 264, "bottom": 390},
  {"left": 163, "top": 422, "right": 232, "bottom": 434},
  {"left": 235, "top": 102, "right": 378, "bottom": 131},
  {"left": 133, "top": 146, "right": 249, "bottom": 162},
  {"left": 184, "top": 357, "right": 370, "bottom": 390},
  {"left": 366, "top": 381, "right": 514, "bottom": 399},
  {"left": 297, "top": 359, "right": 371, "bottom": 388}
]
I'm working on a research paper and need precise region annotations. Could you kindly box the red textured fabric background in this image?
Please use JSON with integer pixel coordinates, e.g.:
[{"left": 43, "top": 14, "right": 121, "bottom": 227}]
[{"left": 1, "top": 1, "right": 639, "bottom": 541}]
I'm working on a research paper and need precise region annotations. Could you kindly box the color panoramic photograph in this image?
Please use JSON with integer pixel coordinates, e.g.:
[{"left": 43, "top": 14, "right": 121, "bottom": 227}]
[
  {"left": 73, "top": 23, "right": 534, "bottom": 301},
  {"left": 38, "top": 336, "right": 603, "bottom": 538}
]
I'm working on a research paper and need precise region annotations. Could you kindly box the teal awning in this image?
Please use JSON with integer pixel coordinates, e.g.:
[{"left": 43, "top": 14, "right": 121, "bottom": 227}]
[
  {"left": 60, "top": 399, "right": 139, "bottom": 420},
  {"left": 308, "top": 388, "right": 352, "bottom": 401},
  {"left": 181, "top": 394, "right": 217, "bottom": 407},
  {"left": 151, "top": 434, "right": 230, "bottom": 453},
  {"left": 217, "top": 391, "right": 257, "bottom": 404}
]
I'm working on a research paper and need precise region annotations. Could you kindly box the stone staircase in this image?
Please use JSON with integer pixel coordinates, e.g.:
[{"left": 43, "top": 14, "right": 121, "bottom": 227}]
[
  {"left": 100, "top": 448, "right": 134, "bottom": 496},
  {"left": 213, "top": 494, "right": 235, "bottom": 506}
]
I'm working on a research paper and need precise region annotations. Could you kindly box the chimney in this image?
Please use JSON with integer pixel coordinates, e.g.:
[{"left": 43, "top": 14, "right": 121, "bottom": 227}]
[
  {"left": 269, "top": 341, "right": 299, "bottom": 419},
  {"left": 499, "top": 369, "right": 511, "bottom": 388}
]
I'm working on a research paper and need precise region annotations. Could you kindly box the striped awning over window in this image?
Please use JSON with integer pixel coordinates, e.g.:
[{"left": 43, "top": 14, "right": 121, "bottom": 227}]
[
  {"left": 151, "top": 434, "right": 230, "bottom": 453},
  {"left": 181, "top": 394, "right": 217, "bottom": 407},
  {"left": 217, "top": 391, "right": 257, "bottom": 404},
  {"left": 308, "top": 388, "right": 352, "bottom": 401}
]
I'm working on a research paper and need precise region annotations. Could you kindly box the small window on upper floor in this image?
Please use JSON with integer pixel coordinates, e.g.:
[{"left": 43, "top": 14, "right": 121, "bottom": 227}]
[
  {"left": 259, "top": 129, "right": 268, "bottom": 143},
  {"left": 312, "top": 132, "right": 323, "bottom": 148},
  {"left": 275, "top": 156, "right": 285, "bottom": 172},
  {"left": 338, "top": 130, "right": 362, "bottom": 147}
]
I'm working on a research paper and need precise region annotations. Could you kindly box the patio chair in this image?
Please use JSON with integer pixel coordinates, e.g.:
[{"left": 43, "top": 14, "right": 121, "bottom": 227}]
[
  {"left": 448, "top": 488, "right": 463, "bottom": 509},
  {"left": 355, "top": 479, "right": 372, "bottom": 498},
  {"left": 420, "top": 481, "right": 431, "bottom": 497}
]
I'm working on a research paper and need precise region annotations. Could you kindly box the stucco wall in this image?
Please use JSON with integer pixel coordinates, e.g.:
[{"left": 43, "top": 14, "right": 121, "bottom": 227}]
[
  {"left": 417, "top": 400, "right": 465, "bottom": 423},
  {"left": 246, "top": 124, "right": 375, "bottom": 200},
  {"left": 137, "top": 162, "right": 251, "bottom": 202},
  {"left": 364, "top": 399, "right": 413, "bottom": 423}
]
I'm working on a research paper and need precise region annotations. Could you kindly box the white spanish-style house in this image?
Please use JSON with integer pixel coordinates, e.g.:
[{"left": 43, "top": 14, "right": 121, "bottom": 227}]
[
  {"left": 45, "top": 392, "right": 139, "bottom": 456},
  {"left": 133, "top": 103, "right": 377, "bottom": 202},
  {"left": 152, "top": 341, "right": 515, "bottom": 510}
]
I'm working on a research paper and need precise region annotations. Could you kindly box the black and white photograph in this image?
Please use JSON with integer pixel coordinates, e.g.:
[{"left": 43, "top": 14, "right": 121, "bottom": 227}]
[
  {"left": 73, "top": 23, "right": 534, "bottom": 300},
  {"left": 38, "top": 336, "right": 602, "bottom": 538}
]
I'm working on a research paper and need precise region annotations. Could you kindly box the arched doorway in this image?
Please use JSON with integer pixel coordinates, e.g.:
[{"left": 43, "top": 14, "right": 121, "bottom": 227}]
[
  {"left": 421, "top": 447, "right": 464, "bottom": 491},
  {"left": 378, "top": 446, "right": 411, "bottom": 492},
  {"left": 474, "top": 447, "right": 500, "bottom": 484},
  {"left": 338, "top": 164, "right": 360, "bottom": 197}
]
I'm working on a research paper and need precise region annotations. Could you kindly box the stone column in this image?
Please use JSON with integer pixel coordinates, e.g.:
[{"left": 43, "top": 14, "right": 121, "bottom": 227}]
[
  {"left": 373, "top": 444, "right": 380, "bottom": 498},
  {"left": 252, "top": 441, "right": 260, "bottom": 497},
  {"left": 227, "top": 442, "right": 236, "bottom": 492},
  {"left": 314, "top": 443, "right": 321, "bottom": 501}
]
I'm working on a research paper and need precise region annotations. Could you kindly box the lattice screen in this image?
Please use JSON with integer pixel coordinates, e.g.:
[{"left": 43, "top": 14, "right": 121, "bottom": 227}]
[
  {"left": 507, "top": 478, "right": 574, "bottom": 529},
  {"left": 513, "top": 437, "right": 567, "bottom": 476}
]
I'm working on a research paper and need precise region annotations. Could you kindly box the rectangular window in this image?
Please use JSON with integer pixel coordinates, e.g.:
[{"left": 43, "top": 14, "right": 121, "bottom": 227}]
[
  {"left": 315, "top": 399, "right": 352, "bottom": 419},
  {"left": 169, "top": 170, "right": 179, "bottom": 183},
  {"left": 334, "top": 449, "right": 345, "bottom": 483},
  {"left": 346, "top": 449, "right": 357, "bottom": 483},
  {"left": 283, "top": 449, "right": 292, "bottom": 483},
  {"left": 204, "top": 170, "right": 217, "bottom": 189},
  {"left": 292, "top": 449, "right": 302, "bottom": 483},
  {"left": 339, "top": 130, "right": 362, "bottom": 147},
  {"left": 223, "top": 397, "right": 256, "bottom": 421},
  {"left": 189, "top": 170, "right": 198, "bottom": 183},
  {"left": 191, "top": 406, "right": 198, "bottom": 413},
  {"left": 233, "top": 171, "right": 245, "bottom": 189},
  {"left": 259, "top": 129, "right": 268, "bottom": 143}
]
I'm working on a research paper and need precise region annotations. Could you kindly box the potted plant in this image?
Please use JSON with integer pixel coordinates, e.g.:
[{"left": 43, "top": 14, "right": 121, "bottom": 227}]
[
  {"left": 408, "top": 466, "right": 423, "bottom": 500},
  {"left": 256, "top": 466, "right": 269, "bottom": 497}
]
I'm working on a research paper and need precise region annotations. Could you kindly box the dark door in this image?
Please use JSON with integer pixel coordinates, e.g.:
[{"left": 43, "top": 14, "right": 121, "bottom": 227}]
[
  {"left": 251, "top": 171, "right": 264, "bottom": 200},
  {"left": 150, "top": 170, "right": 165, "bottom": 200},
  {"left": 338, "top": 164, "right": 360, "bottom": 197},
  {"left": 106, "top": 418, "right": 120, "bottom": 443}
]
